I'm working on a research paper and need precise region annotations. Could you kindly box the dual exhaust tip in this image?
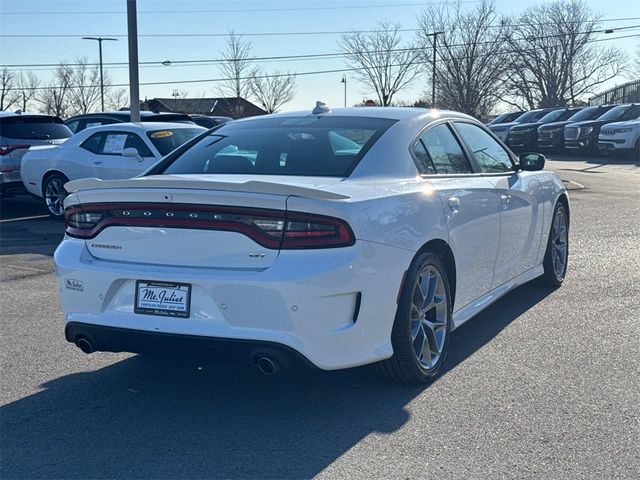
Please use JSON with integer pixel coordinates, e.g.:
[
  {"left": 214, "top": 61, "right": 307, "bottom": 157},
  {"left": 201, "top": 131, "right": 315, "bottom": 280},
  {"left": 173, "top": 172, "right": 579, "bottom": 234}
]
[{"left": 74, "top": 335, "right": 285, "bottom": 375}]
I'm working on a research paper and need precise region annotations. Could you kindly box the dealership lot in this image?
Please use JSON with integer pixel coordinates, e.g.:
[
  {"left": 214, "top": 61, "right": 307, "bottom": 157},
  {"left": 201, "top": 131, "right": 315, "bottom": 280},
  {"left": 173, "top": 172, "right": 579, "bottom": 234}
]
[{"left": 1, "top": 155, "right": 639, "bottom": 479}]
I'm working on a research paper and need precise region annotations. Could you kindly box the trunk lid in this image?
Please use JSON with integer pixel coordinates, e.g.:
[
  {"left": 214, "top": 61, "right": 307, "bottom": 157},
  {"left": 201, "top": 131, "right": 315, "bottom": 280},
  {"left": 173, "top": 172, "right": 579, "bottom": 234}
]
[{"left": 66, "top": 175, "right": 350, "bottom": 270}]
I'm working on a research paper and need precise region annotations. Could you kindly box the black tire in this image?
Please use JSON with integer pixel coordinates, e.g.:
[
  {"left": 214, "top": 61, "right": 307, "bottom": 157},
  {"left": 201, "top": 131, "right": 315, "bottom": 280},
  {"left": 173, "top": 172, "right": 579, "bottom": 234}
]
[
  {"left": 541, "top": 201, "right": 569, "bottom": 287},
  {"left": 42, "top": 173, "right": 68, "bottom": 219},
  {"left": 378, "top": 252, "right": 452, "bottom": 385}
]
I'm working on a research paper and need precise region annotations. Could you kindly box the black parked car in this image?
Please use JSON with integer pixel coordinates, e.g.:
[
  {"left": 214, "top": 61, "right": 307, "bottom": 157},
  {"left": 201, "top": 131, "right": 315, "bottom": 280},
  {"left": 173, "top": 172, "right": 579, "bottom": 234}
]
[
  {"left": 65, "top": 111, "right": 194, "bottom": 133},
  {"left": 537, "top": 105, "right": 617, "bottom": 151},
  {"left": 188, "top": 115, "right": 233, "bottom": 129},
  {"left": 486, "top": 111, "right": 524, "bottom": 126},
  {"left": 506, "top": 108, "right": 581, "bottom": 152},
  {"left": 489, "top": 108, "right": 559, "bottom": 143},
  {"left": 564, "top": 104, "right": 640, "bottom": 153}
]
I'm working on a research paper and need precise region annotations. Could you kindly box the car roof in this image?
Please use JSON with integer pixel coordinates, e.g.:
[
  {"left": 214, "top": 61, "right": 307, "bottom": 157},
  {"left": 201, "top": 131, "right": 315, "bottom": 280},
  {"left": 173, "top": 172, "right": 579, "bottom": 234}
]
[
  {"left": 66, "top": 111, "right": 192, "bottom": 120},
  {"left": 0, "top": 111, "right": 59, "bottom": 118},
  {"left": 233, "top": 106, "right": 474, "bottom": 123}
]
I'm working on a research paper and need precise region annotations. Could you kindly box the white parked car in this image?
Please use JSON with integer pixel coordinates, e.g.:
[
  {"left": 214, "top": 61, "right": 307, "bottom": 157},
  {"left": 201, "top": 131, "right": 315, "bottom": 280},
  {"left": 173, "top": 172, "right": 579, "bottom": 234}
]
[
  {"left": 55, "top": 106, "right": 569, "bottom": 384},
  {"left": 597, "top": 118, "right": 640, "bottom": 158},
  {"left": 21, "top": 122, "right": 206, "bottom": 216}
]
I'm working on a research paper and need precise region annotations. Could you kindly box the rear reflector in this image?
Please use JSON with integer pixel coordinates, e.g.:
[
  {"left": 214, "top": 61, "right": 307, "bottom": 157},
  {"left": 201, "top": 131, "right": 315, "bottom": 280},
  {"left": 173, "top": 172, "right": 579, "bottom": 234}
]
[
  {"left": 0, "top": 144, "right": 30, "bottom": 156},
  {"left": 65, "top": 203, "right": 355, "bottom": 249}
]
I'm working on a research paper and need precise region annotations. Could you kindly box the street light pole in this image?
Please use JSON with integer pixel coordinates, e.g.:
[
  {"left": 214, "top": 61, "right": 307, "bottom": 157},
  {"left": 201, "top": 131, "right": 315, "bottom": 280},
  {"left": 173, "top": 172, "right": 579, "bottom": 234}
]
[
  {"left": 341, "top": 74, "right": 347, "bottom": 108},
  {"left": 127, "top": 0, "right": 141, "bottom": 122},
  {"left": 82, "top": 36, "right": 118, "bottom": 112},
  {"left": 430, "top": 31, "right": 444, "bottom": 109}
]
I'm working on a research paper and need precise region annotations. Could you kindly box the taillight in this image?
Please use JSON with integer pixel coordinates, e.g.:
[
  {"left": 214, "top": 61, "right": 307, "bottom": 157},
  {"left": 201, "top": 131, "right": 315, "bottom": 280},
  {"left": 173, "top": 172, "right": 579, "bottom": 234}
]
[
  {"left": 64, "top": 204, "right": 355, "bottom": 249},
  {"left": 0, "top": 144, "right": 30, "bottom": 156}
]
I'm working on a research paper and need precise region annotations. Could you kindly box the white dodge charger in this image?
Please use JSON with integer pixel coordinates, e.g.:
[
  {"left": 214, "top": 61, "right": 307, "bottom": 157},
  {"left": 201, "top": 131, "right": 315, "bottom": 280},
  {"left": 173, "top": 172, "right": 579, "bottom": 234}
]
[{"left": 55, "top": 106, "right": 569, "bottom": 384}]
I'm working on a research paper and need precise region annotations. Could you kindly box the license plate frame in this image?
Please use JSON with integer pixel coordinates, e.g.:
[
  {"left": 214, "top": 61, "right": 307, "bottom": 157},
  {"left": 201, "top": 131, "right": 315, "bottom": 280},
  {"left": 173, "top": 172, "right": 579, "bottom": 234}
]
[{"left": 134, "top": 280, "right": 191, "bottom": 318}]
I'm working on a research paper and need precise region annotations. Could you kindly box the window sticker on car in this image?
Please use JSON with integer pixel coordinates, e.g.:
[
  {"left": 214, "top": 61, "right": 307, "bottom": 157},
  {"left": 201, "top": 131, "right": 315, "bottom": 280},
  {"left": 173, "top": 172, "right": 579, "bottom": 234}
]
[
  {"left": 103, "top": 134, "right": 127, "bottom": 154},
  {"left": 86, "top": 122, "right": 102, "bottom": 128},
  {"left": 150, "top": 131, "right": 173, "bottom": 138}
]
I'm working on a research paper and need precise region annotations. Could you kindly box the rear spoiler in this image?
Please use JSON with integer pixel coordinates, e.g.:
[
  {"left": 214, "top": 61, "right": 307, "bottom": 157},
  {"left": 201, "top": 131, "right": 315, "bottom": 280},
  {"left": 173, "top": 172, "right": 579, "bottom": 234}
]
[{"left": 65, "top": 175, "right": 350, "bottom": 200}]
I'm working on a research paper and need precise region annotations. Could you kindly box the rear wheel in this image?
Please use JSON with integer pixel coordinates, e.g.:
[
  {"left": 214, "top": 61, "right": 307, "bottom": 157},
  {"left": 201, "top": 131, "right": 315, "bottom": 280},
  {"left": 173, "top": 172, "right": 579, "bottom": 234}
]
[
  {"left": 43, "top": 173, "right": 68, "bottom": 218},
  {"left": 542, "top": 202, "right": 569, "bottom": 286},
  {"left": 378, "top": 252, "right": 452, "bottom": 384}
]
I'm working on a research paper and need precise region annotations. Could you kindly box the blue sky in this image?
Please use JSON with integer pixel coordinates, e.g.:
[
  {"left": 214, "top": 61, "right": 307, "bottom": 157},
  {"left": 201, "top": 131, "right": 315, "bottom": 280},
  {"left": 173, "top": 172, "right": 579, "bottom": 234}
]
[{"left": 1, "top": 0, "right": 639, "bottom": 112}]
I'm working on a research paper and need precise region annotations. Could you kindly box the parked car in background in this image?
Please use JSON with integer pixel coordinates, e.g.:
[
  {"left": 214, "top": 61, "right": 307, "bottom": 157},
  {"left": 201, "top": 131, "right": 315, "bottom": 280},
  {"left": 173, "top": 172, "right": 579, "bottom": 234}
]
[
  {"left": 537, "top": 105, "right": 617, "bottom": 152},
  {"left": 488, "top": 108, "right": 559, "bottom": 142},
  {"left": 507, "top": 107, "right": 580, "bottom": 152},
  {"left": 56, "top": 106, "right": 569, "bottom": 385},
  {"left": 485, "top": 111, "right": 524, "bottom": 126},
  {"left": 21, "top": 122, "right": 205, "bottom": 217},
  {"left": 564, "top": 104, "right": 640, "bottom": 153},
  {"left": 597, "top": 117, "right": 640, "bottom": 158},
  {"left": 189, "top": 115, "right": 233, "bottom": 129},
  {"left": 64, "top": 111, "right": 195, "bottom": 133},
  {"left": 1, "top": 112, "right": 72, "bottom": 196}
]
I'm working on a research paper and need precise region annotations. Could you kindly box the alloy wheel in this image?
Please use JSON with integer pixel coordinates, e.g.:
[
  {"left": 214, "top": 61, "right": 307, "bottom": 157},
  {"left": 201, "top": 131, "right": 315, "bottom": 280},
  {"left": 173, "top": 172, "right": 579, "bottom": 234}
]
[
  {"left": 551, "top": 207, "right": 568, "bottom": 280},
  {"left": 410, "top": 265, "right": 448, "bottom": 370},
  {"left": 45, "top": 176, "right": 67, "bottom": 217}
]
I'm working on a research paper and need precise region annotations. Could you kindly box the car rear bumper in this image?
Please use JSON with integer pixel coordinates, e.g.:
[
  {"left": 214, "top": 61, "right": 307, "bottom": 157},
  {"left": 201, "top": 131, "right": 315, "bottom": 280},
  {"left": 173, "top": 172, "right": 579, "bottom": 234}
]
[
  {"left": 55, "top": 237, "right": 414, "bottom": 370},
  {"left": 0, "top": 171, "right": 26, "bottom": 195}
]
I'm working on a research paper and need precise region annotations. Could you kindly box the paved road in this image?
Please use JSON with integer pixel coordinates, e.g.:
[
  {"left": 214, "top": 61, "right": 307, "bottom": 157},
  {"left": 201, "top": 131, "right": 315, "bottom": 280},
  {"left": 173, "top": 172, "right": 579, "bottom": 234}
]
[{"left": 1, "top": 156, "right": 639, "bottom": 479}]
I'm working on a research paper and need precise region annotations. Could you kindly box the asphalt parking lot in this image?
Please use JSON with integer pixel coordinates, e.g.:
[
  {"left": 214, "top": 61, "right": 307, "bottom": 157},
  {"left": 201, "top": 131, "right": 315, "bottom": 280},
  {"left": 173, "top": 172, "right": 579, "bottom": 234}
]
[{"left": 1, "top": 154, "right": 639, "bottom": 479}]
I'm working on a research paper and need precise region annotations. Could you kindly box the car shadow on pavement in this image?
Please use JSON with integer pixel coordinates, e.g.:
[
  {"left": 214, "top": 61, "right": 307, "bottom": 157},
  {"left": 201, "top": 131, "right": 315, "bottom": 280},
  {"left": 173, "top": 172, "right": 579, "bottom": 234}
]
[
  {"left": 550, "top": 153, "right": 639, "bottom": 168},
  {"left": 0, "top": 283, "right": 554, "bottom": 479}
]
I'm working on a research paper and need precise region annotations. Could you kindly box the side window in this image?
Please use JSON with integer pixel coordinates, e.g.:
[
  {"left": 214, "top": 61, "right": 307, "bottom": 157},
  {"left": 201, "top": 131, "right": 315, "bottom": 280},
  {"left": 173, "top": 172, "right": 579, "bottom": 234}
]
[
  {"left": 124, "top": 133, "right": 154, "bottom": 157},
  {"left": 80, "top": 132, "right": 105, "bottom": 154},
  {"left": 454, "top": 122, "right": 513, "bottom": 173},
  {"left": 412, "top": 139, "right": 435, "bottom": 174},
  {"left": 420, "top": 124, "right": 472, "bottom": 174}
]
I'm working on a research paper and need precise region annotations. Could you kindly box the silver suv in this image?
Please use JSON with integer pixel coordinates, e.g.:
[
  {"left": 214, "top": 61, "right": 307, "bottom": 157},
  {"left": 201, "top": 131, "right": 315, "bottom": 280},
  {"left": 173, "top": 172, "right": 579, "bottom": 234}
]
[{"left": 0, "top": 111, "right": 72, "bottom": 196}]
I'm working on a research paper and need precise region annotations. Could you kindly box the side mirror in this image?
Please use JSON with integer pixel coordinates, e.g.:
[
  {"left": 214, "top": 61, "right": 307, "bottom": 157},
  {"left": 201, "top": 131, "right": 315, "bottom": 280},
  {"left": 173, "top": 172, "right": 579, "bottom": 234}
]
[
  {"left": 122, "top": 147, "right": 142, "bottom": 162},
  {"left": 518, "top": 152, "right": 545, "bottom": 171}
]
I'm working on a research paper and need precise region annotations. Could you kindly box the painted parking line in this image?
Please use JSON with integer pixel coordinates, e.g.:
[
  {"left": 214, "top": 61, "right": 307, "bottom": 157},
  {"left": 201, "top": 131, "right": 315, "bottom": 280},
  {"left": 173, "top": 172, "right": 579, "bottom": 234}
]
[{"left": 0, "top": 214, "right": 50, "bottom": 223}]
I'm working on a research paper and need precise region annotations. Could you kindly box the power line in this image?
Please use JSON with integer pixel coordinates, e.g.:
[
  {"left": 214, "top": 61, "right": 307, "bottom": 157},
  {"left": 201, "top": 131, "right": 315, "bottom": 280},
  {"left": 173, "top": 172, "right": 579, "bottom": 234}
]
[
  {"left": 2, "top": 16, "right": 640, "bottom": 38},
  {"left": 0, "top": 1, "right": 480, "bottom": 15},
  {"left": 14, "top": 32, "right": 640, "bottom": 92},
  {"left": 3, "top": 25, "right": 638, "bottom": 70}
]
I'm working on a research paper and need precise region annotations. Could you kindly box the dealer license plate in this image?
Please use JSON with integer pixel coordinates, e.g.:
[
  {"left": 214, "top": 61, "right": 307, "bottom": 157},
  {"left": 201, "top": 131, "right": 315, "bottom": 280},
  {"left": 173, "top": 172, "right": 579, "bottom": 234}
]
[{"left": 134, "top": 280, "right": 191, "bottom": 318}]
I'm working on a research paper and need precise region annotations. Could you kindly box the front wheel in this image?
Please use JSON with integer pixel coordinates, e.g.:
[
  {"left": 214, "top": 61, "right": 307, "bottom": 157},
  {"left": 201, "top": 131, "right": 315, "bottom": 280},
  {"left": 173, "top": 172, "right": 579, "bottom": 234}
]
[
  {"left": 541, "top": 202, "right": 569, "bottom": 286},
  {"left": 43, "top": 173, "right": 68, "bottom": 218},
  {"left": 378, "top": 252, "right": 452, "bottom": 384}
]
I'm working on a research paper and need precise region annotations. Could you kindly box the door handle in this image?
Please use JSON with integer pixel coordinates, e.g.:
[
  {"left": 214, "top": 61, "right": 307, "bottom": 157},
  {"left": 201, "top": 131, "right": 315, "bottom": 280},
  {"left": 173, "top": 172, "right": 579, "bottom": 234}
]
[
  {"left": 500, "top": 194, "right": 511, "bottom": 209},
  {"left": 447, "top": 196, "right": 460, "bottom": 211},
  {"left": 93, "top": 160, "right": 103, "bottom": 165}
]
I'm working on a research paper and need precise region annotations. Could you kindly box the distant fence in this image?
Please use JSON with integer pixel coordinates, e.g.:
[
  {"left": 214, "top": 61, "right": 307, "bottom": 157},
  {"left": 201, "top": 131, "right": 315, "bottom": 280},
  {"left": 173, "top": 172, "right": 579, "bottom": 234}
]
[{"left": 589, "top": 79, "right": 640, "bottom": 105}]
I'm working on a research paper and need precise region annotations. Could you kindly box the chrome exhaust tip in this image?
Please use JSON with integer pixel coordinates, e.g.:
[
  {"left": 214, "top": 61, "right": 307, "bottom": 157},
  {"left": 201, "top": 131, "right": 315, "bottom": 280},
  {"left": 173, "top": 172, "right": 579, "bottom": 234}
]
[{"left": 256, "top": 356, "right": 280, "bottom": 375}]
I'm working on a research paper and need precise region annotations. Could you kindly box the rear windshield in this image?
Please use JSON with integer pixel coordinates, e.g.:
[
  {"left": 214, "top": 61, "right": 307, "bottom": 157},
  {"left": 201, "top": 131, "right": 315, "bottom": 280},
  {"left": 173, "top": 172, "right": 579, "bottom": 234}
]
[
  {"left": 0, "top": 116, "right": 72, "bottom": 140},
  {"left": 146, "top": 128, "right": 206, "bottom": 156},
  {"left": 145, "top": 114, "right": 193, "bottom": 124},
  {"left": 156, "top": 116, "right": 396, "bottom": 177}
]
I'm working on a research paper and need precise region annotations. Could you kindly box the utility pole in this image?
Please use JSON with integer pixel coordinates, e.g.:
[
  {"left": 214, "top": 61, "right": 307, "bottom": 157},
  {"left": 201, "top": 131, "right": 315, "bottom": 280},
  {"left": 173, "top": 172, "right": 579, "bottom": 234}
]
[
  {"left": 82, "top": 37, "right": 117, "bottom": 112},
  {"left": 341, "top": 74, "right": 347, "bottom": 108},
  {"left": 431, "top": 31, "right": 444, "bottom": 109},
  {"left": 127, "top": 0, "right": 140, "bottom": 122}
]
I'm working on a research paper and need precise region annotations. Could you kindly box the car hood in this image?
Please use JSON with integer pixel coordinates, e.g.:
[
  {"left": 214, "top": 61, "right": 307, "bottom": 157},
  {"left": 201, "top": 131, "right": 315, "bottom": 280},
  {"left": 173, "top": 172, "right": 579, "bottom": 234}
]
[
  {"left": 598, "top": 119, "right": 640, "bottom": 128},
  {"left": 489, "top": 121, "right": 519, "bottom": 129},
  {"left": 566, "top": 119, "right": 612, "bottom": 128},
  {"left": 538, "top": 120, "right": 573, "bottom": 130},
  {"left": 510, "top": 122, "right": 542, "bottom": 131}
]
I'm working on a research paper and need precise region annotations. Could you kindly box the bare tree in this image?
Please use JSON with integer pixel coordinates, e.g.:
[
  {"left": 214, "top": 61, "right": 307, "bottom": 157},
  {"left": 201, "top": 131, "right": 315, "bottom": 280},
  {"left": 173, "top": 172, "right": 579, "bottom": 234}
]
[
  {"left": 632, "top": 43, "right": 640, "bottom": 79},
  {"left": 15, "top": 71, "right": 41, "bottom": 111},
  {"left": 249, "top": 70, "right": 296, "bottom": 113},
  {"left": 504, "top": 0, "right": 626, "bottom": 108},
  {"left": 417, "top": 0, "right": 511, "bottom": 117},
  {"left": 217, "top": 30, "right": 254, "bottom": 100},
  {"left": 106, "top": 87, "right": 129, "bottom": 111},
  {"left": 66, "top": 57, "right": 104, "bottom": 115},
  {"left": 37, "top": 63, "right": 73, "bottom": 117},
  {"left": 0, "top": 67, "right": 19, "bottom": 111},
  {"left": 340, "top": 22, "right": 423, "bottom": 106}
]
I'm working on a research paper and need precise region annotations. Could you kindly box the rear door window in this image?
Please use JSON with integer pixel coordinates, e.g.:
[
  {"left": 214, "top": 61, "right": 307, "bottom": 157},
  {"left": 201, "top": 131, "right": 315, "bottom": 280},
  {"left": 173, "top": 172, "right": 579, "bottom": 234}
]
[
  {"left": 420, "top": 124, "right": 473, "bottom": 174},
  {"left": 453, "top": 122, "right": 513, "bottom": 173}
]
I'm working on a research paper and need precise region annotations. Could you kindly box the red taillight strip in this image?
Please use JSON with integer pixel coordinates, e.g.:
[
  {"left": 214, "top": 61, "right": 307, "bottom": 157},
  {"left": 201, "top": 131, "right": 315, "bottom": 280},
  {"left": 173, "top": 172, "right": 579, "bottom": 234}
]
[
  {"left": 0, "top": 144, "right": 30, "bottom": 155},
  {"left": 65, "top": 203, "right": 355, "bottom": 249}
]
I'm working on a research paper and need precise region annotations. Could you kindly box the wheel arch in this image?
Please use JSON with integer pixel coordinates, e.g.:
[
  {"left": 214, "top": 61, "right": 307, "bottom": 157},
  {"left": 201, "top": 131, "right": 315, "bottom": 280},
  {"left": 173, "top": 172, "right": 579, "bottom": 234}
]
[
  {"left": 556, "top": 192, "right": 570, "bottom": 224},
  {"left": 414, "top": 238, "right": 457, "bottom": 311}
]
